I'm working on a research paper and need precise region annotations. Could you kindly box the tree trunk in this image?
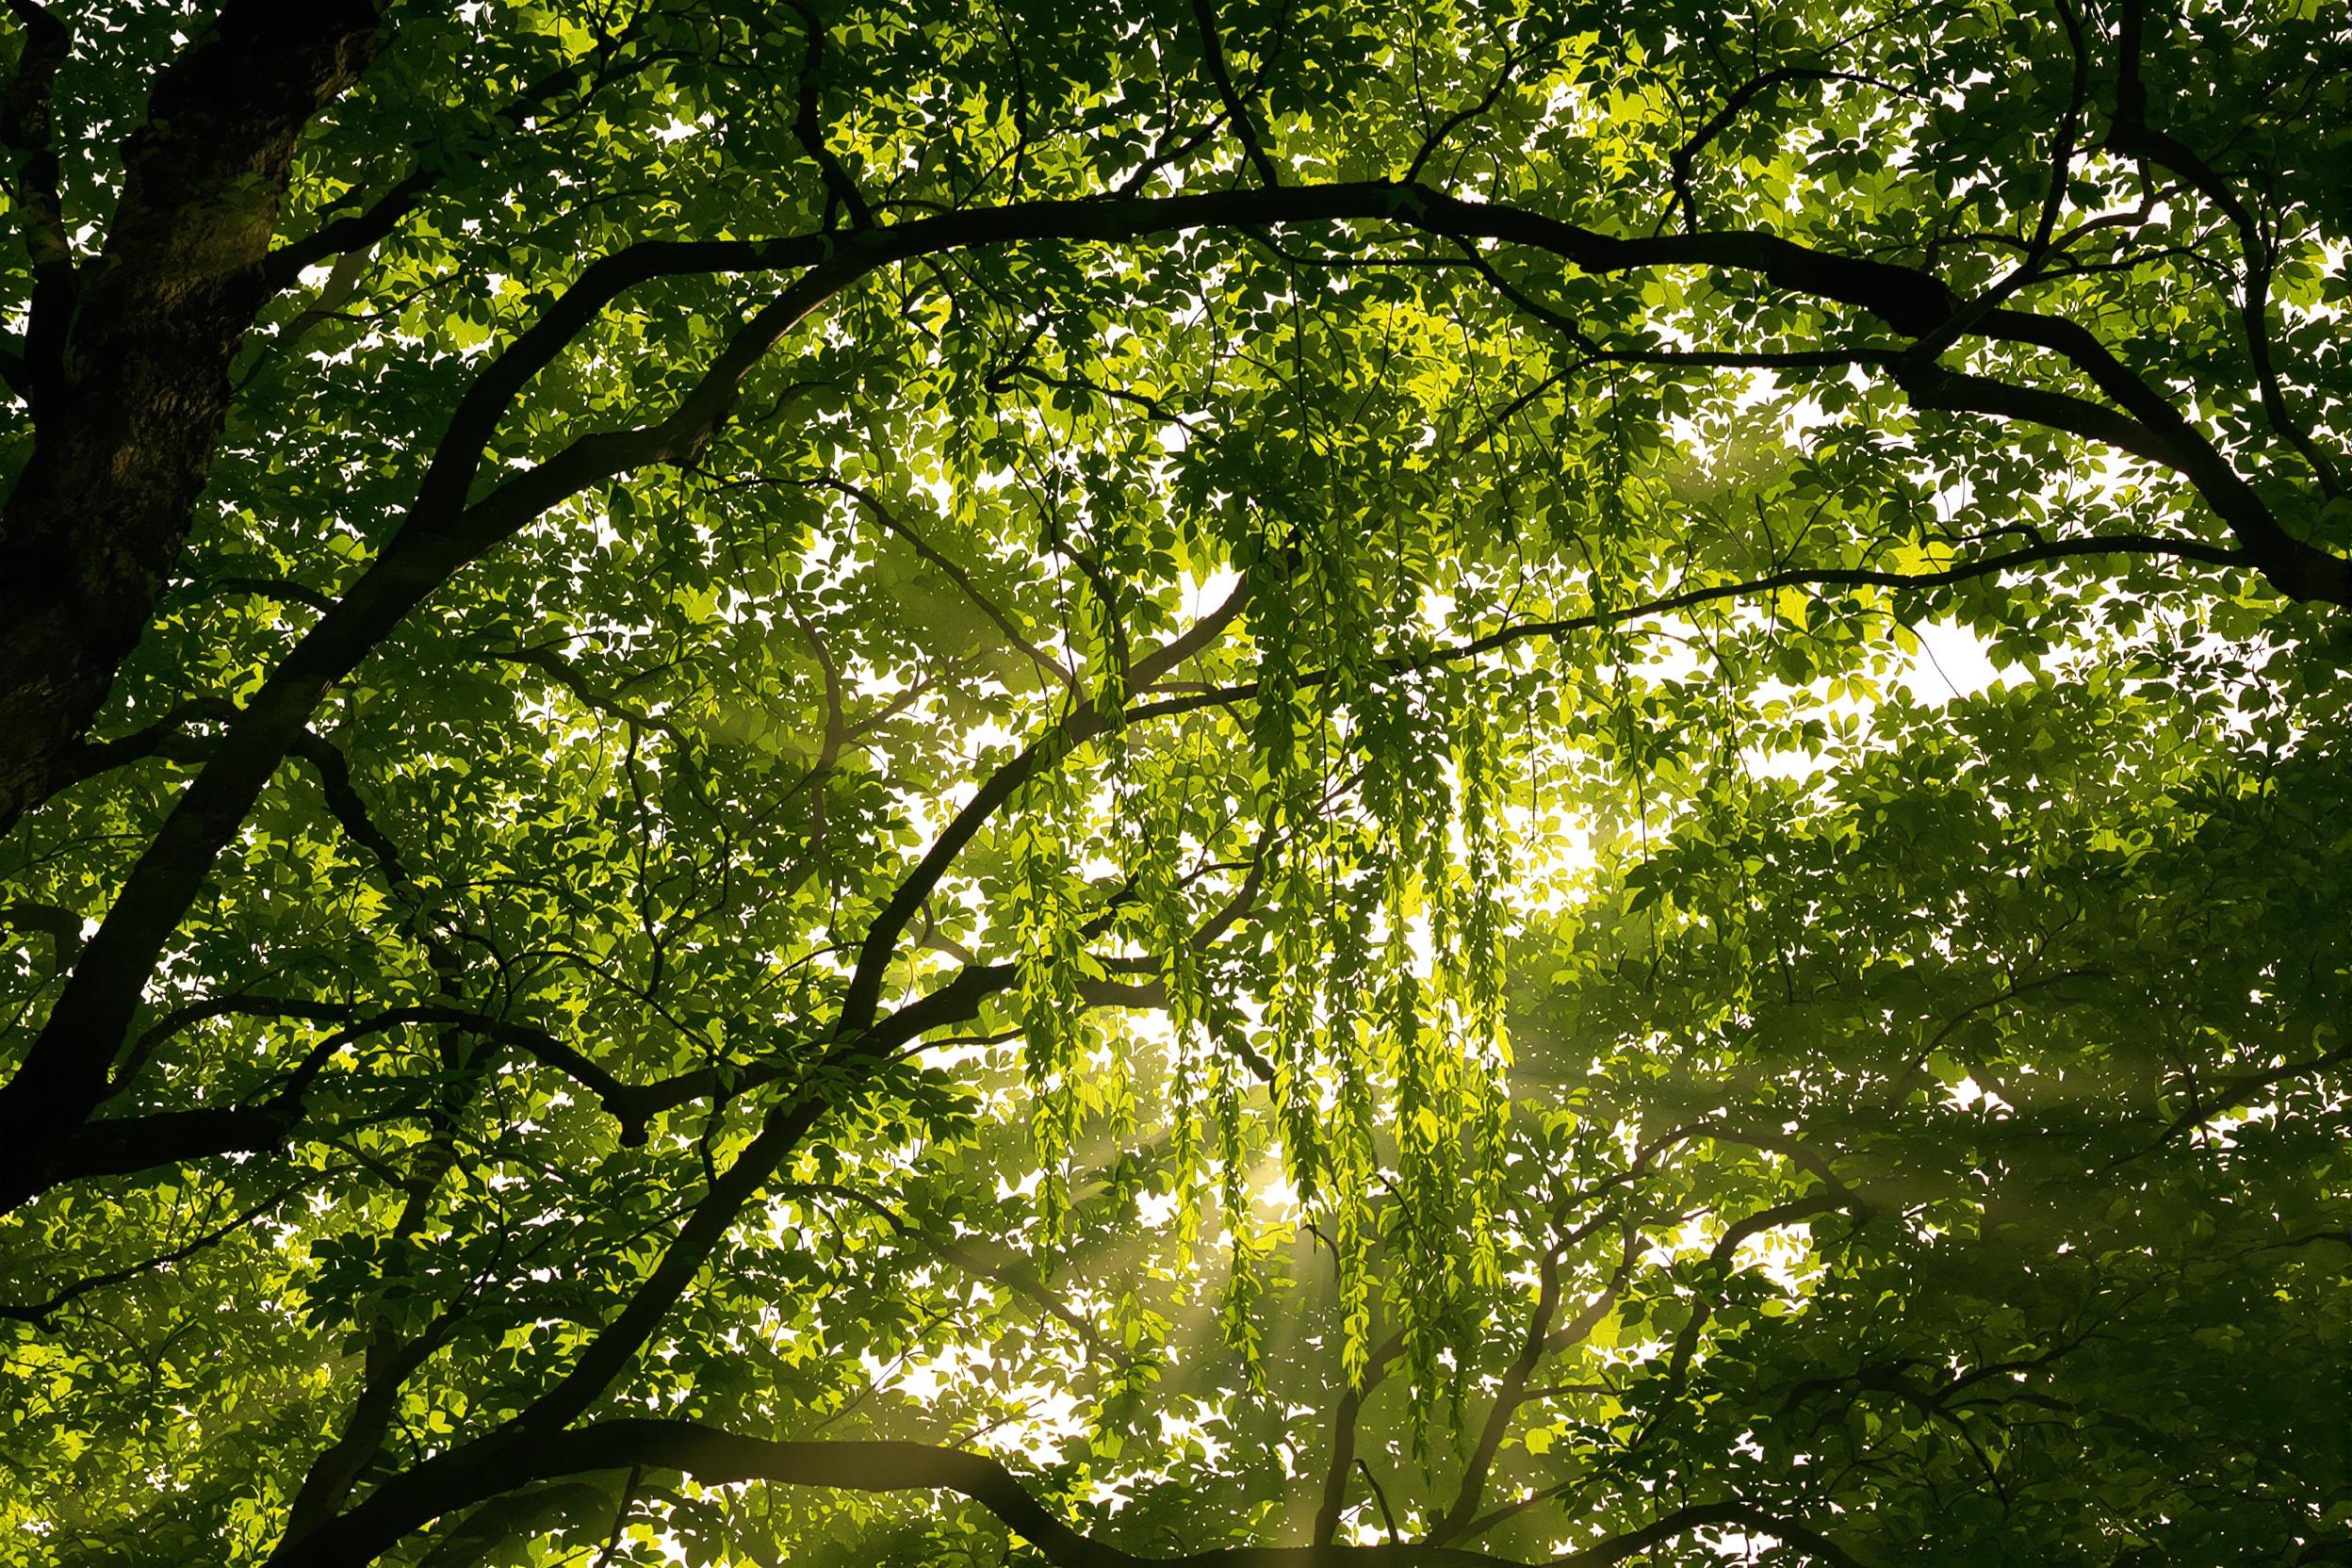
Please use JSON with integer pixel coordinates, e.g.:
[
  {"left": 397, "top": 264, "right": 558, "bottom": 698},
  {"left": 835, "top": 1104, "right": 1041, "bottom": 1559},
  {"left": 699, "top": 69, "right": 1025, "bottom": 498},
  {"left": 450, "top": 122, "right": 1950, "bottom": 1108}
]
[{"left": 0, "top": 0, "right": 383, "bottom": 834}]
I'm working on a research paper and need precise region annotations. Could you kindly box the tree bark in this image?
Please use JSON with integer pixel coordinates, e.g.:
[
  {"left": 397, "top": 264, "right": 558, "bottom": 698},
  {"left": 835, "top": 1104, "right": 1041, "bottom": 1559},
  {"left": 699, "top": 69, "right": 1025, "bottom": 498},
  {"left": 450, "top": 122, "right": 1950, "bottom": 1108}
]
[{"left": 0, "top": 0, "right": 383, "bottom": 835}]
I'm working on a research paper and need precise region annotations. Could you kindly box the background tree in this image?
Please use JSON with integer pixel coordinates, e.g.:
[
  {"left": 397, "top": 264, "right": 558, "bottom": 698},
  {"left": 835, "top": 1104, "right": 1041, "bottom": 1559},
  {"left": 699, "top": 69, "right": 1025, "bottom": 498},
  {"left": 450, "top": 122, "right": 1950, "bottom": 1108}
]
[{"left": 0, "top": 0, "right": 2344, "bottom": 1564}]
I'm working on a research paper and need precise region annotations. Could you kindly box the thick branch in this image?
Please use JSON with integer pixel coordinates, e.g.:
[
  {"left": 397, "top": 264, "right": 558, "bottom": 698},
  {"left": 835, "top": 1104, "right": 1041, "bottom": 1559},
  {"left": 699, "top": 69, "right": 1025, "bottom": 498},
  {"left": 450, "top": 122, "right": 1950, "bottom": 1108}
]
[
  {"left": 1314, "top": 1331, "right": 1410, "bottom": 1545},
  {"left": 276, "top": 1416, "right": 1861, "bottom": 1568},
  {"left": 0, "top": 897, "right": 80, "bottom": 977},
  {"left": 55, "top": 1002, "right": 663, "bottom": 1184}
]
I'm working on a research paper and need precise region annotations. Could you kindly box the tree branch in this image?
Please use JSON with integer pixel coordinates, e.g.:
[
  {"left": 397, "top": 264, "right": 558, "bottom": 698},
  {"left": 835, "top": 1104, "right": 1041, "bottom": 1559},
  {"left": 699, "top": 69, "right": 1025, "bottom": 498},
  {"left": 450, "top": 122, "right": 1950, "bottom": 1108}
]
[
  {"left": 1430, "top": 1209, "right": 1621, "bottom": 1544},
  {"left": 1192, "top": 0, "right": 1282, "bottom": 188},
  {"left": 814, "top": 473, "right": 1077, "bottom": 696},
  {"left": 259, "top": 9, "right": 658, "bottom": 291},
  {"left": 785, "top": 2, "right": 873, "bottom": 227},
  {"left": 2102, "top": 0, "right": 2340, "bottom": 496},
  {"left": 1663, "top": 67, "right": 1900, "bottom": 232},
  {"left": 1314, "top": 1330, "right": 1410, "bottom": 1545},
  {"left": 0, "top": 1171, "right": 316, "bottom": 1329},
  {"left": 0, "top": 897, "right": 81, "bottom": 978},
  {"left": 275, "top": 1416, "right": 1865, "bottom": 1568}
]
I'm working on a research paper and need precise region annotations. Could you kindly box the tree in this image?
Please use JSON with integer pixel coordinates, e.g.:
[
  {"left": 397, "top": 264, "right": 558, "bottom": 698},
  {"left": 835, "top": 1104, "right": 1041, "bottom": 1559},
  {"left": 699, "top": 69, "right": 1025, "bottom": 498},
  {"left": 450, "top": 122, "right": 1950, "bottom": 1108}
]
[{"left": 0, "top": 0, "right": 2344, "bottom": 1562}]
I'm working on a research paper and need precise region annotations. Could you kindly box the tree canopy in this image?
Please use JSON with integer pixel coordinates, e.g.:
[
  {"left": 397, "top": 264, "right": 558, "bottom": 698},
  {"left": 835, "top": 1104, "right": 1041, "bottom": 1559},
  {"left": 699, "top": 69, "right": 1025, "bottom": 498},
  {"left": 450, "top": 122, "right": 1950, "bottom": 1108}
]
[{"left": 0, "top": 0, "right": 2345, "bottom": 1564}]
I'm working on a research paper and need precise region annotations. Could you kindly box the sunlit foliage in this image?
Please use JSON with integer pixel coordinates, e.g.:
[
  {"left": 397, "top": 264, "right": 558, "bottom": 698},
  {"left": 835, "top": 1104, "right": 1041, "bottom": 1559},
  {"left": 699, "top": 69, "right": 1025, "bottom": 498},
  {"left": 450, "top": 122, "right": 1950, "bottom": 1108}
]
[{"left": 0, "top": 1, "right": 2344, "bottom": 1564}]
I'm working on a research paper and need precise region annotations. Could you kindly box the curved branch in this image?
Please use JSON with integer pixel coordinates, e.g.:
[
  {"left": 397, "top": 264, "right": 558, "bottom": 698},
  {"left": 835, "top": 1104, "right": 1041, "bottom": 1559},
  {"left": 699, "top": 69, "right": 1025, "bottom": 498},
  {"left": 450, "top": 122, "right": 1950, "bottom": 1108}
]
[
  {"left": 785, "top": 2, "right": 873, "bottom": 227},
  {"left": 0, "top": 1171, "right": 317, "bottom": 1329},
  {"left": 837, "top": 578, "right": 1249, "bottom": 1039},
  {"left": 1192, "top": 0, "right": 1282, "bottom": 188},
  {"left": 1125, "top": 533, "right": 2252, "bottom": 734},
  {"left": 1403, "top": 40, "right": 1532, "bottom": 188},
  {"left": 1314, "top": 1330, "right": 1410, "bottom": 1545},
  {"left": 1971, "top": 305, "right": 2342, "bottom": 598},
  {"left": 2103, "top": 0, "right": 2339, "bottom": 496},
  {"left": 1553, "top": 1501, "right": 1863, "bottom": 1568},
  {"left": 277, "top": 1416, "right": 1862, "bottom": 1568},
  {"left": 1652, "top": 1193, "right": 1848, "bottom": 1417}
]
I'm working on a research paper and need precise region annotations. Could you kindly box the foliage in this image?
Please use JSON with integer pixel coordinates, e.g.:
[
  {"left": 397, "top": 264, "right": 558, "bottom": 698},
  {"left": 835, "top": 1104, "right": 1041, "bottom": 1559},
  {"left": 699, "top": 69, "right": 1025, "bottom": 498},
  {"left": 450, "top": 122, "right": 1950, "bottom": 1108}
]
[{"left": 0, "top": 0, "right": 2344, "bottom": 1564}]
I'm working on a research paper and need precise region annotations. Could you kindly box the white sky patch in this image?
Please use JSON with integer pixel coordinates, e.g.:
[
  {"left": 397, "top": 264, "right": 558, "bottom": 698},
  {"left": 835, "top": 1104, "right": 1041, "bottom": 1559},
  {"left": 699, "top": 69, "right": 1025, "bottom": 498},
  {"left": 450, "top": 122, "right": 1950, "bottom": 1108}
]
[
  {"left": 1251, "top": 1167, "right": 1301, "bottom": 1221},
  {"left": 1945, "top": 1075, "right": 2015, "bottom": 1116},
  {"left": 1899, "top": 618, "right": 2017, "bottom": 704},
  {"left": 1737, "top": 615, "right": 2031, "bottom": 780},
  {"left": 1185, "top": 565, "right": 1241, "bottom": 620}
]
